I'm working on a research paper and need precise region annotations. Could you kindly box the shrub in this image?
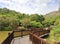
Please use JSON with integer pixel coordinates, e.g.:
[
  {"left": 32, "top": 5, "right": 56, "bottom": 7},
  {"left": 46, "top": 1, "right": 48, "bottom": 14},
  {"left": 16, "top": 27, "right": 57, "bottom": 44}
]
[{"left": 30, "top": 21, "right": 43, "bottom": 28}]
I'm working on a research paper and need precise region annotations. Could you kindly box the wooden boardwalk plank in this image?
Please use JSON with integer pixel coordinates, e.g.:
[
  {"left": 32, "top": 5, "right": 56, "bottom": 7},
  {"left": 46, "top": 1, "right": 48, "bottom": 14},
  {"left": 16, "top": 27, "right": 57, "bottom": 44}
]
[{"left": 11, "top": 35, "right": 32, "bottom": 44}]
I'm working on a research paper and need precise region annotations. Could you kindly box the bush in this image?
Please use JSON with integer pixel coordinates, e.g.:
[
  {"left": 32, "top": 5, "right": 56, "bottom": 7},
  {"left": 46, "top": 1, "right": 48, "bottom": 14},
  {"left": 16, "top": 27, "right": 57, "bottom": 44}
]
[
  {"left": 30, "top": 21, "right": 43, "bottom": 28},
  {"left": 5, "top": 26, "right": 12, "bottom": 31}
]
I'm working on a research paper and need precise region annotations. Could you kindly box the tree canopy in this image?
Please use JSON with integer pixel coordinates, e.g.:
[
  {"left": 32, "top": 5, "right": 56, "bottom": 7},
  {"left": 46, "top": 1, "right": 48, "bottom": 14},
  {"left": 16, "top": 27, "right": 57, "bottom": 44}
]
[{"left": 0, "top": 8, "right": 46, "bottom": 31}]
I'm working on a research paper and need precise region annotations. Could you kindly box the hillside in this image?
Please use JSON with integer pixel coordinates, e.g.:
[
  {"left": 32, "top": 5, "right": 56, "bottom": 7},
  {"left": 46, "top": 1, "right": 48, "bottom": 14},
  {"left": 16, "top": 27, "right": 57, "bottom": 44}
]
[
  {"left": 0, "top": 8, "right": 46, "bottom": 31},
  {"left": 45, "top": 8, "right": 60, "bottom": 17},
  {"left": 45, "top": 9, "right": 60, "bottom": 43},
  {"left": 44, "top": 9, "right": 60, "bottom": 26}
]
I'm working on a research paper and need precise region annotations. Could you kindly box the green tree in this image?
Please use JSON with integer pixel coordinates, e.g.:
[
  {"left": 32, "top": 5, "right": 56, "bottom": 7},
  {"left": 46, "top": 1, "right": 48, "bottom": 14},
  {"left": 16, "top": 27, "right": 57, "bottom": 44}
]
[
  {"left": 30, "top": 14, "right": 45, "bottom": 23},
  {"left": 20, "top": 18, "right": 30, "bottom": 28}
]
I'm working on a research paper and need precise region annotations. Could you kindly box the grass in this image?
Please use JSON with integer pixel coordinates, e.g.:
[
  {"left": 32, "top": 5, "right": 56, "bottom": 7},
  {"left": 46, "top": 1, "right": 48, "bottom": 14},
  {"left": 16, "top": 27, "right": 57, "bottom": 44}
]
[
  {"left": 46, "top": 26, "right": 60, "bottom": 44},
  {"left": 0, "top": 31, "right": 12, "bottom": 43}
]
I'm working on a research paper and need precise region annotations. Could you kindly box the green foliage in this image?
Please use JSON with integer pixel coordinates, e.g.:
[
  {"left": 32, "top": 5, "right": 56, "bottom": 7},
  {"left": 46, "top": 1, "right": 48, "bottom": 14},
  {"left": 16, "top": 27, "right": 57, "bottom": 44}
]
[
  {"left": 0, "top": 8, "right": 47, "bottom": 31},
  {"left": 30, "top": 21, "right": 43, "bottom": 28},
  {"left": 30, "top": 14, "right": 45, "bottom": 23},
  {"left": 20, "top": 18, "right": 30, "bottom": 28},
  {"left": 47, "top": 26, "right": 60, "bottom": 43},
  {"left": 0, "top": 15, "right": 18, "bottom": 31},
  {"left": 45, "top": 9, "right": 60, "bottom": 42}
]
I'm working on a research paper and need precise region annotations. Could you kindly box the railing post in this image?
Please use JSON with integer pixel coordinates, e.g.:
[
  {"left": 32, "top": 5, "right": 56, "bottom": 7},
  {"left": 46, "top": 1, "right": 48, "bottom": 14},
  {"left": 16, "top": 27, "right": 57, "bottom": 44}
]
[
  {"left": 41, "top": 39, "right": 42, "bottom": 44},
  {"left": 21, "top": 30, "right": 23, "bottom": 37},
  {"left": 8, "top": 33, "right": 11, "bottom": 36}
]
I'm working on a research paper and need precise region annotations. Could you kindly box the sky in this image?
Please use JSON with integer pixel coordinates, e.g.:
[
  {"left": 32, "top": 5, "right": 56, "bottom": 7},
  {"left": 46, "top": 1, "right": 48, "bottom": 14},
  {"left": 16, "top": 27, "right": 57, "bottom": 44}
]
[{"left": 0, "top": 0, "right": 60, "bottom": 15}]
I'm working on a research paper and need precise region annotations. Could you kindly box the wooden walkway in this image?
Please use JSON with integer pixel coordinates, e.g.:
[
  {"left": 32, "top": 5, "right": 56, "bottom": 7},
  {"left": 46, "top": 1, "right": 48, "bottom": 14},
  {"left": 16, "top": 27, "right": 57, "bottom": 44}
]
[
  {"left": 11, "top": 35, "right": 32, "bottom": 44},
  {"left": 11, "top": 33, "right": 49, "bottom": 44}
]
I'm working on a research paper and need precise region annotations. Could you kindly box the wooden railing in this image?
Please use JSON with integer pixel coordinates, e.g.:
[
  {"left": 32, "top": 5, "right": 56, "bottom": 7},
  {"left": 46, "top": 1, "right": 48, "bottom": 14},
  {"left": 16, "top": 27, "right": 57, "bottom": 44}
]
[
  {"left": 29, "top": 32, "right": 50, "bottom": 44},
  {"left": 14, "top": 30, "right": 29, "bottom": 37},
  {"left": 29, "top": 28, "right": 50, "bottom": 44},
  {"left": 1, "top": 27, "right": 60, "bottom": 44},
  {"left": 1, "top": 31, "right": 14, "bottom": 44},
  {"left": 29, "top": 27, "right": 50, "bottom": 36},
  {"left": 1, "top": 30, "right": 29, "bottom": 44}
]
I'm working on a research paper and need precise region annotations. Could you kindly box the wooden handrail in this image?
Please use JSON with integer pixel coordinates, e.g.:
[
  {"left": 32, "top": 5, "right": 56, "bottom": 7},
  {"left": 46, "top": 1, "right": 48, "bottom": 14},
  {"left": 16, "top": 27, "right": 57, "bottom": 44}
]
[
  {"left": 29, "top": 32, "right": 50, "bottom": 44},
  {"left": 29, "top": 27, "right": 50, "bottom": 44},
  {"left": 1, "top": 31, "right": 14, "bottom": 44}
]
